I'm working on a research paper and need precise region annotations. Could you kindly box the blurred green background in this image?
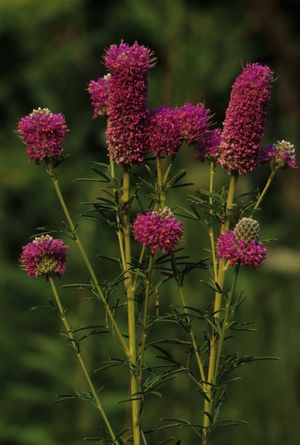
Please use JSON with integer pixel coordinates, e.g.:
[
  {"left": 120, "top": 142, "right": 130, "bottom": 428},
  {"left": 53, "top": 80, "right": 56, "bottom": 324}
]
[{"left": 1, "top": 0, "right": 300, "bottom": 444}]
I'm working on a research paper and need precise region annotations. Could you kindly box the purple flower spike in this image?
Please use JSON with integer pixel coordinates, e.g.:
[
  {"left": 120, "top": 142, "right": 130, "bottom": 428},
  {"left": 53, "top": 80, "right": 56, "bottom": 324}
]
[
  {"left": 20, "top": 235, "right": 68, "bottom": 279},
  {"left": 17, "top": 108, "right": 69, "bottom": 163},
  {"left": 104, "top": 41, "right": 155, "bottom": 165},
  {"left": 88, "top": 75, "right": 110, "bottom": 118},
  {"left": 218, "top": 63, "right": 274, "bottom": 175},
  {"left": 133, "top": 208, "right": 183, "bottom": 254},
  {"left": 217, "top": 217, "right": 266, "bottom": 268},
  {"left": 148, "top": 106, "right": 182, "bottom": 157}
]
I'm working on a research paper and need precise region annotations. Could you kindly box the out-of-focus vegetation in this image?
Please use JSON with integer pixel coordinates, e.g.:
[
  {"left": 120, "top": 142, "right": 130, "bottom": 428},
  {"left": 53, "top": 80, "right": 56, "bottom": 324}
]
[{"left": 1, "top": 0, "right": 300, "bottom": 443}]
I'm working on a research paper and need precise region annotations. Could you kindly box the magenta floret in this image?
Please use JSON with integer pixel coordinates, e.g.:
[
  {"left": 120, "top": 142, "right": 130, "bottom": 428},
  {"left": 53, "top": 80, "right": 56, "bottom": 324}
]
[
  {"left": 258, "top": 144, "right": 277, "bottom": 164},
  {"left": 195, "top": 128, "right": 222, "bottom": 161},
  {"left": 177, "top": 103, "right": 209, "bottom": 147},
  {"left": 217, "top": 231, "right": 266, "bottom": 268},
  {"left": 218, "top": 63, "right": 274, "bottom": 175},
  {"left": 17, "top": 108, "right": 69, "bottom": 163},
  {"left": 148, "top": 106, "right": 182, "bottom": 157},
  {"left": 133, "top": 209, "right": 183, "bottom": 253},
  {"left": 88, "top": 75, "right": 110, "bottom": 118},
  {"left": 240, "top": 239, "right": 266, "bottom": 267},
  {"left": 20, "top": 235, "right": 68, "bottom": 279},
  {"left": 104, "top": 41, "right": 155, "bottom": 164}
]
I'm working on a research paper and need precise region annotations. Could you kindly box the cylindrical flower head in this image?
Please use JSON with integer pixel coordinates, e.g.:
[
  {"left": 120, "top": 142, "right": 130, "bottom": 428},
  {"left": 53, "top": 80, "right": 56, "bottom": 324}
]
[
  {"left": 148, "top": 106, "right": 182, "bottom": 157},
  {"left": 218, "top": 63, "right": 274, "bottom": 175},
  {"left": 17, "top": 108, "right": 69, "bottom": 163},
  {"left": 104, "top": 41, "right": 155, "bottom": 165},
  {"left": 133, "top": 208, "right": 183, "bottom": 253},
  {"left": 20, "top": 235, "right": 68, "bottom": 279},
  {"left": 177, "top": 103, "right": 210, "bottom": 147},
  {"left": 217, "top": 218, "right": 266, "bottom": 267},
  {"left": 87, "top": 74, "right": 110, "bottom": 118}
]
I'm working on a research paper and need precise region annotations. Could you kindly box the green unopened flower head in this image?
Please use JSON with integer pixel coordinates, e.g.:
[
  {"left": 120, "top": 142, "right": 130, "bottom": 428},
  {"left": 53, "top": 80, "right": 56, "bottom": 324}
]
[{"left": 234, "top": 217, "right": 260, "bottom": 243}]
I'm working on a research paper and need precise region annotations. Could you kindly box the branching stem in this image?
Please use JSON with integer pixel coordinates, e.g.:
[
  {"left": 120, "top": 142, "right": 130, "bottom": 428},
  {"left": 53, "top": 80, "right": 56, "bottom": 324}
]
[
  {"left": 45, "top": 164, "right": 129, "bottom": 358},
  {"left": 48, "top": 277, "right": 118, "bottom": 444},
  {"left": 253, "top": 169, "right": 277, "bottom": 211},
  {"left": 178, "top": 285, "right": 206, "bottom": 386},
  {"left": 208, "top": 162, "right": 217, "bottom": 281},
  {"left": 138, "top": 253, "right": 155, "bottom": 382},
  {"left": 202, "top": 173, "right": 238, "bottom": 442},
  {"left": 122, "top": 166, "right": 140, "bottom": 445}
]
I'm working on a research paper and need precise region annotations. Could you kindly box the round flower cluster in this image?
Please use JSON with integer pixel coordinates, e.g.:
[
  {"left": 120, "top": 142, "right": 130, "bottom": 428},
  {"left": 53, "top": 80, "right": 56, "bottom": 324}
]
[
  {"left": 133, "top": 208, "right": 183, "bottom": 253},
  {"left": 217, "top": 218, "right": 266, "bottom": 267},
  {"left": 87, "top": 74, "right": 110, "bottom": 118},
  {"left": 20, "top": 235, "right": 68, "bottom": 279},
  {"left": 105, "top": 41, "right": 155, "bottom": 165},
  {"left": 177, "top": 103, "right": 209, "bottom": 147},
  {"left": 17, "top": 108, "right": 69, "bottom": 163},
  {"left": 148, "top": 106, "right": 182, "bottom": 157},
  {"left": 218, "top": 63, "right": 274, "bottom": 175},
  {"left": 271, "top": 140, "right": 296, "bottom": 169}
]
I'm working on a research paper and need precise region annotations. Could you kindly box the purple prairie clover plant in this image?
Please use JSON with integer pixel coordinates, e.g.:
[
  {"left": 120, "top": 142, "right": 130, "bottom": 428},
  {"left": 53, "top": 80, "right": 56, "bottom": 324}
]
[
  {"left": 20, "top": 235, "right": 68, "bottom": 279},
  {"left": 133, "top": 208, "right": 183, "bottom": 253},
  {"left": 217, "top": 217, "right": 266, "bottom": 267},
  {"left": 87, "top": 74, "right": 110, "bottom": 118},
  {"left": 18, "top": 39, "right": 298, "bottom": 445},
  {"left": 17, "top": 108, "right": 69, "bottom": 163},
  {"left": 104, "top": 41, "right": 155, "bottom": 165},
  {"left": 218, "top": 63, "right": 274, "bottom": 175}
]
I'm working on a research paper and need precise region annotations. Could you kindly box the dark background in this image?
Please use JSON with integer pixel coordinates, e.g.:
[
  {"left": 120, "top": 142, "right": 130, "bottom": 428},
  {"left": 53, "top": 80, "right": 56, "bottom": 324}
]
[{"left": 1, "top": 0, "right": 300, "bottom": 443}]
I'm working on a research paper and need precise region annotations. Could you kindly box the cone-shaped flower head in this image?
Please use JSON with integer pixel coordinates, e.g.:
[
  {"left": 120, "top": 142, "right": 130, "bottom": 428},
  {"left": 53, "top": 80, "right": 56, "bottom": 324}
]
[
  {"left": 234, "top": 217, "right": 260, "bottom": 243},
  {"left": 20, "top": 235, "right": 68, "bottom": 279},
  {"left": 218, "top": 63, "right": 274, "bottom": 175},
  {"left": 133, "top": 208, "right": 183, "bottom": 253},
  {"left": 148, "top": 106, "right": 182, "bottom": 157},
  {"left": 87, "top": 74, "right": 110, "bottom": 118},
  {"left": 104, "top": 41, "right": 155, "bottom": 164},
  {"left": 217, "top": 218, "right": 266, "bottom": 267},
  {"left": 17, "top": 108, "right": 69, "bottom": 163}
]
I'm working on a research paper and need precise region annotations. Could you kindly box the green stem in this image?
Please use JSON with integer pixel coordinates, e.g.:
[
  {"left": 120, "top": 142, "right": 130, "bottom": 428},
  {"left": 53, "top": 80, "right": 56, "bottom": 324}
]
[
  {"left": 202, "top": 174, "right": 238, "bottom": 441},
  {"left": 48, "top": 277, "right": 118, "bottom": 444},
  {"left": 138, "top": 253, "right": 155, "bottom": 382},
  {"left": 156, "top": 155, "right": 172, "bottom": 209},
  {"left": 178, "top": 285, "right": 206, "bottom": 386},
  {"left": 253, "top": 169, "right": 277, "bottom": 211},
  {"left": 132, "top": 246, "right": 146, "bottom": 292},
  {"left": 46, "top": 164, "right": 129, "bottom": 358},
  {"left": 110, "top": 159, "right": 126, "bottom": 272},
  {"left": 213, "top": 265, "right": 240, "bottom": 384},
  {"left": 208, "top": 162, "right": 217, "bottom": 282},
  {"left": 122, "top": 166, "right": 140, "bottom": 445}
]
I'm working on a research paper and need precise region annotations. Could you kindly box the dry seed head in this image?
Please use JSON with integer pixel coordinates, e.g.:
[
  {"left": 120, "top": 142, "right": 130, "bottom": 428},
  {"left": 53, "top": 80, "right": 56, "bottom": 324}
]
[{"left": 234, "top": 217, "right": 260, "bottom": 243}]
